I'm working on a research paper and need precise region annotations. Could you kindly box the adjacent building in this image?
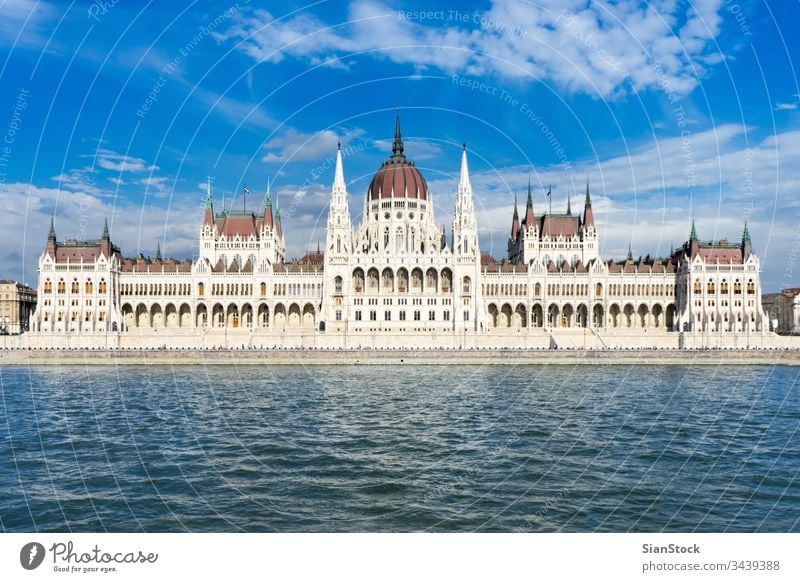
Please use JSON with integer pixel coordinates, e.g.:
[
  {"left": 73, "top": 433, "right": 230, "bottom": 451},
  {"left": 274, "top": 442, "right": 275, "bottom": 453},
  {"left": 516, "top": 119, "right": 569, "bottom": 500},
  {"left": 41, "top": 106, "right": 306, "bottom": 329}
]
[{"left": 0, "top": 279, "right": 37, "bottom": 334}]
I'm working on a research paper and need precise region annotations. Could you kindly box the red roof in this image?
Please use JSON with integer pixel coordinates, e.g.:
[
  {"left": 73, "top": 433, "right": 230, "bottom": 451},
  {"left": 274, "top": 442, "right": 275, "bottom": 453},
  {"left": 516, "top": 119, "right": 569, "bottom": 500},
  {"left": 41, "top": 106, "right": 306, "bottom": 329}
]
[
  {"left": 541, "top": 215, "right": 580, "bottom": 238},
  {"left": 696, "top": 247, "right": 742, "bottom": 264},
  {"left": 217, "top": 214, "right": 258, "bottom": 238},
  {"left": 368, "top": 159, "right": 428, "bottom": 200}
]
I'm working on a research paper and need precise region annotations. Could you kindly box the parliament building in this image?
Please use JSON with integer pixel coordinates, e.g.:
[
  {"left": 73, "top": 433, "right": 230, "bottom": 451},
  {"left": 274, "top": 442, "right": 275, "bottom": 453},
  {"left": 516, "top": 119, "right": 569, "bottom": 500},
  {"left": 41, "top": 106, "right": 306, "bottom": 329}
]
[{"left": 26, "top": 115, "right": 772, "bottom": 349}]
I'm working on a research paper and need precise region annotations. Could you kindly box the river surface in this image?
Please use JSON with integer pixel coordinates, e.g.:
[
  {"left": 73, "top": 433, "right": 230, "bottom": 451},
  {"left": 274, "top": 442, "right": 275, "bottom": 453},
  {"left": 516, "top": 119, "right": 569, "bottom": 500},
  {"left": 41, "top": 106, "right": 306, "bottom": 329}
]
[{"left": 1, "top": 364, "right": 798, "bottom": 532}]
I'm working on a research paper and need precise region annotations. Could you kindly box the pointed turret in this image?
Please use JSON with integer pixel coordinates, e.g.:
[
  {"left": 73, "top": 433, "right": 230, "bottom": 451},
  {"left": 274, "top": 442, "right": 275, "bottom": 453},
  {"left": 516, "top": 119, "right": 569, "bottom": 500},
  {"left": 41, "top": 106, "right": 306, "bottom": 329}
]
[
  {"left": 334, "top": 142, "right": 346, "bottom": 189},
  {"left": 742, "top": 221, "right": 752, "bottom": 258},
  {"left": 627, "top": 243, "right": 633, "bottom": 261},
  {"left": 510, "top": 195, "right": 521, "bottom": 241},
  {"left": 689, "top": 219, "right": 699, "bottom": 256},
  {"left": 99, "top": 217, "right": 111, "bottom": 256},
  {"left": 262, "top": 178, "right": 274, "bottom": 228},
  {"left": 582, "top": 177, "right": 594, "bottom": 228},
  {"left": 566, "top": 194, "right": 572, "bottom": 215},
  {"left": 524, "top": 178, "right": 535, "bottom": 226},
  {"left": 155, "top": 242, "right": 162, "bottom": 262},
  {"left": 458, "top": 143, "right": 470, "bottom": 191},
  {"left": 274, "top": 192, "right": 283, "bottom": 239},
  {"left": 390, "top": 109, "right": 405, "bottom": 160},
  {"left": 203, "top": 177, "right": 214, "bottom": 227},
  {"left": 46, "top": 217, "right": 57, "bottom": 255}
]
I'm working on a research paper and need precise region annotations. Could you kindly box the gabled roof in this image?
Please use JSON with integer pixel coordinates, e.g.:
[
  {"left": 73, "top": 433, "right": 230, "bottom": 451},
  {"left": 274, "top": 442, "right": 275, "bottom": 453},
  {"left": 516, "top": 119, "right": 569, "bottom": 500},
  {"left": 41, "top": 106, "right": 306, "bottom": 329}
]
[{"left": 540, "top": 214, "right": 580, "bottom": 238}]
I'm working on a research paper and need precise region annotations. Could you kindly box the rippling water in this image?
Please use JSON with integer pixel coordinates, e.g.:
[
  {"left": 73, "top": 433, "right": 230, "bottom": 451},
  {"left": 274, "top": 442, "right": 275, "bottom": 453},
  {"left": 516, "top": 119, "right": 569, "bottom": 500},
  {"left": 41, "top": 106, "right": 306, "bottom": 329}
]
[{"left": 1, "top": 364, "right": 798, "bottom": 532}]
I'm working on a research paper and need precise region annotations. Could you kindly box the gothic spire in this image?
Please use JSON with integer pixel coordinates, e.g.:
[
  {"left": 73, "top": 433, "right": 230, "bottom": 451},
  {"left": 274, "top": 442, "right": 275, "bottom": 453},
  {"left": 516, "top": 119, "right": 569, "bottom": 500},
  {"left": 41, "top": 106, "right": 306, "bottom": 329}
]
[
  {"left": 391, "top": 109, "right": 404, "bottom": 159},
  {"left": 567, "top": 194, "right": 571, "bottom": 215},
  {"left": 742, "top": 221, "right": 751, "bottom": 243},
  {"left": 690, "top": 219, "right": 698, "bottom": 242},
  {"left": 584, "top": 176, "right": 591, "bottom": 207},
  {"left": 458, "top": 143, "right": 470, "bottom": 191},
  {"left": 627, "top": 242, "right": 633, "bottom": 261},
  {"left": 524, "top": 177, "right": 535, "bottom": 226},
  {"left": 101, "top": 217, "right": 109, "bottom": 240},
  {"left": 155, "top": 242, "right": 162, "bottom": 262},
  {"left": 203, "top": 178, "right": 214, "bottom": 227},
  {"left": 334, "top": 141, "right": 346, "bottom": 190},
  {"left": 511, "top": 194, "right": 521, "bottom": 240},
  {"left": 48, "top": 217, "right": 56, "bottom": 242}
]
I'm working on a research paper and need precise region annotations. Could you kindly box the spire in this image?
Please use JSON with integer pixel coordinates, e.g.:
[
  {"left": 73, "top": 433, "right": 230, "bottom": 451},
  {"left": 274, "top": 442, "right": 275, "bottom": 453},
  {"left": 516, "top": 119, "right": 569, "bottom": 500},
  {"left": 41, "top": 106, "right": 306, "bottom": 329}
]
[
  {"left": 48, "top": 217, "right": 56, "bottom": 242},
  {"left": 689, "top": 219, "right": 698, "bottom": 242},
  {"left": 275, "top": 191, "right": 282, "bottom": 238},
  {"left": 101, "top": 217, "right": 109, "bottom": 240},
  {"left": 458, "top": 143, "right": 470, "bottom": 191},
  {"left": 524, "top": 177, "right": 535, "bottom": 226},
  {"left": 742, "top": 221, "right": 752, "bottom": 258},
  {"left": 203, "top": 178, "right": 214, "bottom": 227},
  {"left": 566, "top": 194, "right": 571, "bottom": 215},
  {"left": 155, "top": 242, "right": 162, "bottom": 262},
  {"left": 333, "top": 141, "right": 346, "bottom": 190},
  {"left": 511, "top": 194, "right": 520, "bottom": 240},
  {"left": 263, "top": 179, "right": 273, "bottom": 228},
  {"left": 391, "top": 109, "right": 405, "bottom": 159},
  {"left": 584, "top": 176, "right": 591, "bottom": 207},
  {"left": 627, "top": 243, "right": 633, "bottom": 261},
  {"left": 582, "top": 177, "right": 594, "bottom": 229}
]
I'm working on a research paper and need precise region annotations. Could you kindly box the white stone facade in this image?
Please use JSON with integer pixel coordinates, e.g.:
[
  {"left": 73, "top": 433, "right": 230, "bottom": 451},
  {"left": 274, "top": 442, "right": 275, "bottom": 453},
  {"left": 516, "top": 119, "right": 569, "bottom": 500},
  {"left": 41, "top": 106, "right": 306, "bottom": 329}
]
[{"left": 24, "top": 117, "right": 773, "bottom": 349}]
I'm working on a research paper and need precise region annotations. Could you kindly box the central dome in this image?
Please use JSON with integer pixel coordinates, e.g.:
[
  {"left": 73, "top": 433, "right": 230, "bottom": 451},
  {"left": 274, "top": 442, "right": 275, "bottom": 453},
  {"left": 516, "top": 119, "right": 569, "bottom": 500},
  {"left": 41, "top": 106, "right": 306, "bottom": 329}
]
[{"left": 367, "top": 113, "right": 428, "bottom": 201}]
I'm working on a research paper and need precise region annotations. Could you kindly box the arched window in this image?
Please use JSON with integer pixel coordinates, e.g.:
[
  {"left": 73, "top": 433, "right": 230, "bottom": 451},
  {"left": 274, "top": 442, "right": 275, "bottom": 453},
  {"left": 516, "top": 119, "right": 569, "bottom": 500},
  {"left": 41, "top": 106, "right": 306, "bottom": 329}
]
[
  {"left": 410, "top": 228, "right": 416, "bottom": 252},
  {"left": 595, "top": 283, "right": 602, "bottom": 297},
  {"left": 260, "top": 282, "right": 266, "bottom": 297},
  {"left": 463, "top": 276, "right": 471, "bottom": 294},
  {"left": 747, "top": 279, "right": 755, "bottom": 294},
  {"left": 44, "top": 280, "right": 52, "bottom": 293},
  {"left": 198, "top": 282, "right": 205, "bottom": 296},
  {"left": 336, "top": 236, "right": 341, "bottom": 254},
  {"left": 99, "top": 279, "right": 107, "bottom": 293},
  {"left": 71, "top": 279, "right": 79, "bottom": 293},
  {"left": 693, "top": 279, "right": 701, "bottom": 294},
  {"left": 707, "top": 280, "right": 715, "bottom": 294},
  {"left": 383, "top": 228, "right": 390, "bottom": 250},
  {"left": 720, "top": 279, "right": 728, "bottom": 294},
  {"left": 396, "top": 228, "right": 404, "bottom": 252},
  {"left": 85, "top": 280, "right": 93, "bottom": 294},
  {"left": 734, "top": 279, "right": 742, "bottom": 294},
  {"left": 335, "top": 276, "right": 343, "bottom": 294}
]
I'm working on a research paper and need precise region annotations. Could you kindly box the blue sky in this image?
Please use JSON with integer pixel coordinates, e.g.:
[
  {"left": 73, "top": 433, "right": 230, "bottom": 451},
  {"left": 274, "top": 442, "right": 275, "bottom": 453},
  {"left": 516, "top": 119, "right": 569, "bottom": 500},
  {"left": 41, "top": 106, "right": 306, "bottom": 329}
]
[{"left": 0, "top": 0, "right": 799, "bottom": 290}]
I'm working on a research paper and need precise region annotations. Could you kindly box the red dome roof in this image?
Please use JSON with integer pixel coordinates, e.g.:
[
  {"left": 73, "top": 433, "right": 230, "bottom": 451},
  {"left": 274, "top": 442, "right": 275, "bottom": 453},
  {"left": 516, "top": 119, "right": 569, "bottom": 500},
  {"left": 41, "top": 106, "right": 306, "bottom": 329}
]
[
  {"left": 368, "top": 159, "right": 428, "bottom": 200},
  {"left": 367, "top": 113, "right": 428, "bottom": 201}
]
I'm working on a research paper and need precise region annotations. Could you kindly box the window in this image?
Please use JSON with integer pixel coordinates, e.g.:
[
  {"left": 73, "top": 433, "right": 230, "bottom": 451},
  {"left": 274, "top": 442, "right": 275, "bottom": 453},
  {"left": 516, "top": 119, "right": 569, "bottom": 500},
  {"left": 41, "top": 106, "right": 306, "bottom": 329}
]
[
  {"left": 462, "top": 276, "right": 471, "bottom": 294},
  {"left": 71, "top": 280, "right": 79, "bottom": 293},
  {"left": 429, "top": 310, "right": 435, "bottom": 321},
  {"left": 335, "top": 310, "right": 342, "bottom": 321},
  {"left": 370, "top": 310, "right": 377, "bottom": 321},
  {"left": 85, "top": 280, "right": 93, "bottom": 294},
  {"left": 444, "top": 311, "right": 450, "bottom": 321},
  {"left": 355, "top": 311, "right": 362, "bottom": 321},
  {"left": 464, "top": 310, "right": 470, "bottom": 321},
  {"left": 414, "top": 310, "right": 421, "bottom": 321},
  {"left": 384, "top": 310, "right": 391, "bottom": 321},
  {"left": 400, "top": 311, "right": 406, "bottom": 321},
  {"left": 99, "top": 279, "right": 107, "bottom": 294},
  {"left": 335, "top": 276, "right": 343, "bottom": 294},
  {"left": 198, "top": 282, "right": 205, "bottom": 296}
]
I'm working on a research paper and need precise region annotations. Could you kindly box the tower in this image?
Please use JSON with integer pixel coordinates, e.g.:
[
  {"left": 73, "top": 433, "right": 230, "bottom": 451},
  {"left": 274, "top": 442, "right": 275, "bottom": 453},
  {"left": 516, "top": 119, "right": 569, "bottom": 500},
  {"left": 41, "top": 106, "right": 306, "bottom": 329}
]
[
  {"left": 321, "top": 143, "right": 354, "bottom": 332},
  {"left": 451, "top": 145, "right": 486, "bottom": 332}
]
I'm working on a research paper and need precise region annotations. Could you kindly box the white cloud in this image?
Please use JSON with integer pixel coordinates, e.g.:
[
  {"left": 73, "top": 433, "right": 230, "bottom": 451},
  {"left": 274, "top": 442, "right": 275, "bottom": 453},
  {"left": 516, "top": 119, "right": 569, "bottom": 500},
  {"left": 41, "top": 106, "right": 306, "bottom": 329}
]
[
  {"left": 775, "top": 102, "right": 798, "bottom": 111},
  {"left": 221, "top": 0, "right": 727, "bottom": 98},
  {"left": 0, "top": 0, "right": 54, "bottom": 48},
  {"left": 262, "top": 127, "right": 366, "bottom": 162},
  {"left": 91, "top": 149, "right": 159, "bottom": 173}
]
